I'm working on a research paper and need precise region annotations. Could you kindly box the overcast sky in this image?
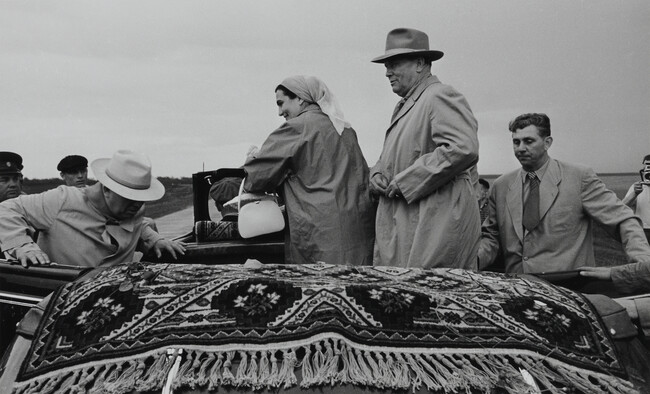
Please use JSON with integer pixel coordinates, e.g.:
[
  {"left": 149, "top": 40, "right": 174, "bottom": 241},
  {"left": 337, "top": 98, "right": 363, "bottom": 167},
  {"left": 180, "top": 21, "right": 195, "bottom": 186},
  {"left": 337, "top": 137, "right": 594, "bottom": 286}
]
[{"left": 1, "top": 0, "right": 648, "bottom": 179}]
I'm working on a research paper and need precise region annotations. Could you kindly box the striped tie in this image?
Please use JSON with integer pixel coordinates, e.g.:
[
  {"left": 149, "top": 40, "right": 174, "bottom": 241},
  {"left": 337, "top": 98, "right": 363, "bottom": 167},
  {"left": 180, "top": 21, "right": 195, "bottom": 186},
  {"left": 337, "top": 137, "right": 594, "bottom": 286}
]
[{"left": 523, "top": 172, "right": 540, "bottom": 231}]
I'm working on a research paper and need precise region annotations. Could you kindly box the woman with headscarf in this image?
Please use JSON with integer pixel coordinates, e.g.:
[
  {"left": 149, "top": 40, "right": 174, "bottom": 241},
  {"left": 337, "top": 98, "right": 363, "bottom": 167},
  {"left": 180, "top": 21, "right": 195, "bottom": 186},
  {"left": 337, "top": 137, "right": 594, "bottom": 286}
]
[{"left": 244, "top": 75, "right": 375, "bottom": 265}]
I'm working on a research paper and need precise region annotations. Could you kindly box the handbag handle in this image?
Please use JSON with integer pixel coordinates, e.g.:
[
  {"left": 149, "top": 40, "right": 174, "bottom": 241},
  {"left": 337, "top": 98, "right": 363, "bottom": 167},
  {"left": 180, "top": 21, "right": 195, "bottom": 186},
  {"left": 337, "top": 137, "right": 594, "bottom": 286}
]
[
  {"left": 237, "top": 178, "right": 246, "bottom": 213},
  {"left": 237, "top": 179, "right": 276, "bottom": 212},
  {"left": 237, "top": 179, "right": 285, "bottom": 239}
]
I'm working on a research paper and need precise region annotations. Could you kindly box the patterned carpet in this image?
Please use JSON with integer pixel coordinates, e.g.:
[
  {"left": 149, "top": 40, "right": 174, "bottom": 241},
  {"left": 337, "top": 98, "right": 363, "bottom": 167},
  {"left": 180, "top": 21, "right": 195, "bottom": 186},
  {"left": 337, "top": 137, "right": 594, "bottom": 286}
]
[{"left": 13, "top": 263, "right": 638, "bottom": 393}]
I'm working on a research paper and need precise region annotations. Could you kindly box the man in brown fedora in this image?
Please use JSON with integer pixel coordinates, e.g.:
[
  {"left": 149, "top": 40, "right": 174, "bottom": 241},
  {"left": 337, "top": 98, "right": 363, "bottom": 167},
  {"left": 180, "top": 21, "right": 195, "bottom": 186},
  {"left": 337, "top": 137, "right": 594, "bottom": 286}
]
[
  {"left": 369, "top": 28, "right": 480, "bottom": 269},
  {"left": 0, "top": 150, "right": 185, "bottom": 268}
]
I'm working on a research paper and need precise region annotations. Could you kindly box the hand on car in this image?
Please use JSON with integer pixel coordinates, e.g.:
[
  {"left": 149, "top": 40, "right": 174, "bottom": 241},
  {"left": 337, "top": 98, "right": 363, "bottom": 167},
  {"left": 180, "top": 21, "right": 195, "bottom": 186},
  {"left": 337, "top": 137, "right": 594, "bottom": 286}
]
[
  {"left": 15, "top": 242, "right": 51, "bottom": 268},
  {"left": 152, "top": 239, "right": 187, "bottom": 259},
  {"left": 578, "top": 266, "right": 612, "bottom": 281}
]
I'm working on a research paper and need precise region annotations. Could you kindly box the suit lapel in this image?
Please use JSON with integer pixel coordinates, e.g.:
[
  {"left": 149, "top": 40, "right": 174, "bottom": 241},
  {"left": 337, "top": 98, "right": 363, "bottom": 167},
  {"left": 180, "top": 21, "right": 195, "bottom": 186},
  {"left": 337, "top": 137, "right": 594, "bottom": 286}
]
[
  {"left": 506, "top": 173, "right": 524, "bottom": 241},
  {"left": 539, "top": 159, "right": 561, "bottom": 222}
]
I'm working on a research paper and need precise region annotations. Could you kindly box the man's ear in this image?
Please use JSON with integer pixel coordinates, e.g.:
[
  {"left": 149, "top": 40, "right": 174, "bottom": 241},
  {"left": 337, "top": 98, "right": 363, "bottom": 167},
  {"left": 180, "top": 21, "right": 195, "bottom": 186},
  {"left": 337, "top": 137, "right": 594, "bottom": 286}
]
[
  {"left": 416, "top": 57, "right": 426, "bottom": 73},
  {"left": 544, "top": 136, "right": 553, "bottom": 150},
  {"left": 60, "top": 172, "right": 65, "bottom": 181}
]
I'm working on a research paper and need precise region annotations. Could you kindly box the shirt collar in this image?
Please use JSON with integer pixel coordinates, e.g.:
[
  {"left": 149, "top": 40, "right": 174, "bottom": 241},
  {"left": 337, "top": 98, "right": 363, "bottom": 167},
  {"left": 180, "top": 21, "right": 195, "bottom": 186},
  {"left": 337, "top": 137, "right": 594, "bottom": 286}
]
[
  {"left": 401, "top": 73, "right": 437, "bottom": 103},
  {"left": 85, "top": 183, "right": 136, "bottom": 232},
  {"left": 520, "top": 157, "right": 551, "bottom": 183}
]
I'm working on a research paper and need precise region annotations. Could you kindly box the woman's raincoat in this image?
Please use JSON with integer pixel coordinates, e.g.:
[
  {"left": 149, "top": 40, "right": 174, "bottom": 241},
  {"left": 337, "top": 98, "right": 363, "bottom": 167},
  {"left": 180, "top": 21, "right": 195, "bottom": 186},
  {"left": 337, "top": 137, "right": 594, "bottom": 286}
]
[{"left": 244, "top": 76, "right": 375, "bottom": 265}]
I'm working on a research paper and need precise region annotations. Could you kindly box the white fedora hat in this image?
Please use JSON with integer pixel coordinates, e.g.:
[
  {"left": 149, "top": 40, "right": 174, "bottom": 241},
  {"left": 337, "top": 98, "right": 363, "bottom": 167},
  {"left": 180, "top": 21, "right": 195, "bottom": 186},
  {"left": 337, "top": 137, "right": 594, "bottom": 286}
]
[{"left": 91, "top": 150, "right": 165, "bottom": 202}]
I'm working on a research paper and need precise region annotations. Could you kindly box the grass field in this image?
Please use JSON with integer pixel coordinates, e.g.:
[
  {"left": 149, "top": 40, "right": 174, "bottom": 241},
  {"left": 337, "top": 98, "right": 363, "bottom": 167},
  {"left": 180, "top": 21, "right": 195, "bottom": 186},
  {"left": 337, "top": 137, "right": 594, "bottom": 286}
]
[
  {"left": 22, "top": 177, "right": 193, "bottom": 220},
  {"left": 22, "top": 173, "right": 641, "bottom": 267}
]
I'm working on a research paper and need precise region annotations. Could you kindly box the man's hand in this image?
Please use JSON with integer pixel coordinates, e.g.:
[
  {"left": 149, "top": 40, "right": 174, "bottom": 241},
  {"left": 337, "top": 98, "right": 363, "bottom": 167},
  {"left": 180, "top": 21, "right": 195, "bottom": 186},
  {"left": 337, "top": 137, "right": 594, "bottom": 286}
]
[
  {"left": 579, "top": 266, "right": 612, "bottom": 281},
  {"left": 14, "top": 242, "right": 51, "bottom": 268},
  {"left": 633, "top": 182, "right": 644, "bottom": 195},
  {"left": 369, "top": 173, "right": 389, "bottom": 195},
  {"left": 152, "top": 239, "right": 187, "bottom": 259},
  {"left": 385, "top": 179, "right": 403, "bottom": 199}
]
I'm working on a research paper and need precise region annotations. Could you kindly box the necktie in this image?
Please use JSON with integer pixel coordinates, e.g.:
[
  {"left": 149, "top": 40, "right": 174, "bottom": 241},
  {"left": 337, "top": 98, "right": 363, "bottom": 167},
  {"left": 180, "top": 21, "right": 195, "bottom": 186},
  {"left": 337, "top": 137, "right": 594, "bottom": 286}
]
[
  {"left": 391, "top": 98, "right": 407, "bottom": 122},
  {"left": 523, "top": 172, "right": 540, "bottom": 231}
]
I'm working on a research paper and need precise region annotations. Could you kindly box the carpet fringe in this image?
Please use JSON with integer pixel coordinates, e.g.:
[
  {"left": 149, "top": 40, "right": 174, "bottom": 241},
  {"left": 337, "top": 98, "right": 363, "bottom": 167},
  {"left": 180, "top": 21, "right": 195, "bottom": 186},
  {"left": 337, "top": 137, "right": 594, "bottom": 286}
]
[{"left": 11, "top": 339, "right": 640, "bottom": 394}]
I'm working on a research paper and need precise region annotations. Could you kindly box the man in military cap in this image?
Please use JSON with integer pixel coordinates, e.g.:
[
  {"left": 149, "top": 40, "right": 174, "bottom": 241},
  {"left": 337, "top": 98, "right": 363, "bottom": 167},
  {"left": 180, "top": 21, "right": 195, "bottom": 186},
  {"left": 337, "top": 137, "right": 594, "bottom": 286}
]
[
  {"left": 0, "top": 151, "right": 24, "bottom": 203},
  {"left": 57, "top": 155, "right": 88, "bottom": 188}
]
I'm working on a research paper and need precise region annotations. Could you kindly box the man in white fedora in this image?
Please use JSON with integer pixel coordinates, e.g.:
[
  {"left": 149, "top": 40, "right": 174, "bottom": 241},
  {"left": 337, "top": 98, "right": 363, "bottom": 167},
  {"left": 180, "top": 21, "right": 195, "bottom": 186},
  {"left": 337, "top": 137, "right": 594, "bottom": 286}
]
[
  {"left": 0, "top": 150, "right": 185, "bottom": 268},
  {"left": 369, "top": 28, "right": 480, "bottom": 269}
]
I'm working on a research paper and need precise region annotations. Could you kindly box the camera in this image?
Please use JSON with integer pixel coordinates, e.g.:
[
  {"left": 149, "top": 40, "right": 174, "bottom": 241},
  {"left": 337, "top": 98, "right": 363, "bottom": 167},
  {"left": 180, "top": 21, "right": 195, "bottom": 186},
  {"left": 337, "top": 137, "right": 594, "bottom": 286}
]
[{"left": 640, "top": 163, "right": 650, "bottom": 185}]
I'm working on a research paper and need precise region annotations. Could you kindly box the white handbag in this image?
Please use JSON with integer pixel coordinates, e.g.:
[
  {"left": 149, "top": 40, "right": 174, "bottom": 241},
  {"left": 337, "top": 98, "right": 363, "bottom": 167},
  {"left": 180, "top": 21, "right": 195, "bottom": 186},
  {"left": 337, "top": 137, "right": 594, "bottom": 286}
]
[{"left": 237, "top": 179, "right": 285, "bottom": 238}]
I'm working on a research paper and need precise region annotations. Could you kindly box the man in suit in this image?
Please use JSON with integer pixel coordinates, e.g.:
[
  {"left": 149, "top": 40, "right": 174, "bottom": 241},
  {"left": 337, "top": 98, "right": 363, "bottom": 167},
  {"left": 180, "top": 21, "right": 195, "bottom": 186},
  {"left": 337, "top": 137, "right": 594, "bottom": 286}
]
[{"left": 478, "top": 113, "right": 650, "bottom": 273}]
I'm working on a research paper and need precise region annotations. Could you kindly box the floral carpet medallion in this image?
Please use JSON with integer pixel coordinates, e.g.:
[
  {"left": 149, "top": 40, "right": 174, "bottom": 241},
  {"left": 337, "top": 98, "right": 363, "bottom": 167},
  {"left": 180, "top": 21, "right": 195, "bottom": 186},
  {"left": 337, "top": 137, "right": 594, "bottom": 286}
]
[{"left": 12, "top": 263, "right": 637, "bottom": 393}]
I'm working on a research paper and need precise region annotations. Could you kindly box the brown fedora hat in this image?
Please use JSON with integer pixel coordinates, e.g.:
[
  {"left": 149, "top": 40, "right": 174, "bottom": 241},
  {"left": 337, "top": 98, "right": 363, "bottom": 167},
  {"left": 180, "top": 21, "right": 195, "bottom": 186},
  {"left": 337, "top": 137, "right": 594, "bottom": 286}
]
[{"left": 371, "top": 28, "right": 444, "bottom": 63}]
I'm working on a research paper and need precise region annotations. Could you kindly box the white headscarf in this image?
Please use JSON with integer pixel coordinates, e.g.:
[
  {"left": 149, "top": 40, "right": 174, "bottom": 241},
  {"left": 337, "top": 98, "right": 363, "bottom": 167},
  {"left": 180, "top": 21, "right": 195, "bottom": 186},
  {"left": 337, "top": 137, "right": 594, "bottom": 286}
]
[{"left": 280, "top": 75, "right": 351, "bottom": 134}]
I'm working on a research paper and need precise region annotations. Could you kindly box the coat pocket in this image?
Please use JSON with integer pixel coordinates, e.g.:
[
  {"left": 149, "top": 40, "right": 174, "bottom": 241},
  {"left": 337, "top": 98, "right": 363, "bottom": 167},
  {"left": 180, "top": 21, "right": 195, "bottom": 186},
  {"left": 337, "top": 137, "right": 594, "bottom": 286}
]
[{"left": 547, "top": 207, "right": 578, "bottom": 232}]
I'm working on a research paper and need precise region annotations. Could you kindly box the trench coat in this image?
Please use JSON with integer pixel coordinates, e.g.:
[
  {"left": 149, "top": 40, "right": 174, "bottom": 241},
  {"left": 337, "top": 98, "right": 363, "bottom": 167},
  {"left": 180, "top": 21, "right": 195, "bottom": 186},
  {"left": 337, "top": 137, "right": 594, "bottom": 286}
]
[
  {"left": 478, "top": 159, "right": 650, "bottom": 273},
  {"left": 244, "top": 106, "right": 375, "bottom": 265},
  {"left": 372, "top": 74, "right": 480, "bottom": 269}
]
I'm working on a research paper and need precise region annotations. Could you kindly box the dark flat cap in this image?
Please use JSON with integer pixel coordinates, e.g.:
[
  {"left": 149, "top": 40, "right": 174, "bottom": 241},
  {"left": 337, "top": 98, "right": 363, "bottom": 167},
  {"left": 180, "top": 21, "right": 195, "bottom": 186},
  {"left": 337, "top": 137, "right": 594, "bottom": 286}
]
[
  {"left": 0, "top": 151, "right": 23, "bottom": 175},
  {"left": 209, "top": 177, "right": 242, "bottom": 204},
  {"left": 209, "top": 177, "right": 243, "bottom": 219},
  {"left": 57, "top": 155, "right": 88, "bottom": 172}
]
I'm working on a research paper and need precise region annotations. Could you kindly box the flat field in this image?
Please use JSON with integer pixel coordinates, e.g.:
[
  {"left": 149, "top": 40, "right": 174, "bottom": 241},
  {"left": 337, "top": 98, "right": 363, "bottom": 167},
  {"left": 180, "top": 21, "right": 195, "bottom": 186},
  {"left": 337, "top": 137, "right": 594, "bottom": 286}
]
[{"left": 22, "top": 177, "right": 193, "bottom": 220}]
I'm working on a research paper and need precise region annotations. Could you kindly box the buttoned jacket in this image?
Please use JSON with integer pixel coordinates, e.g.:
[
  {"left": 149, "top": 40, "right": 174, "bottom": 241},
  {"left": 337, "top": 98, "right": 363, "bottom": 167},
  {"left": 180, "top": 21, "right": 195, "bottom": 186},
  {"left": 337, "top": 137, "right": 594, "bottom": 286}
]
[{"left": 479, "top": 159, "right": 650, "bottom": 273}]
